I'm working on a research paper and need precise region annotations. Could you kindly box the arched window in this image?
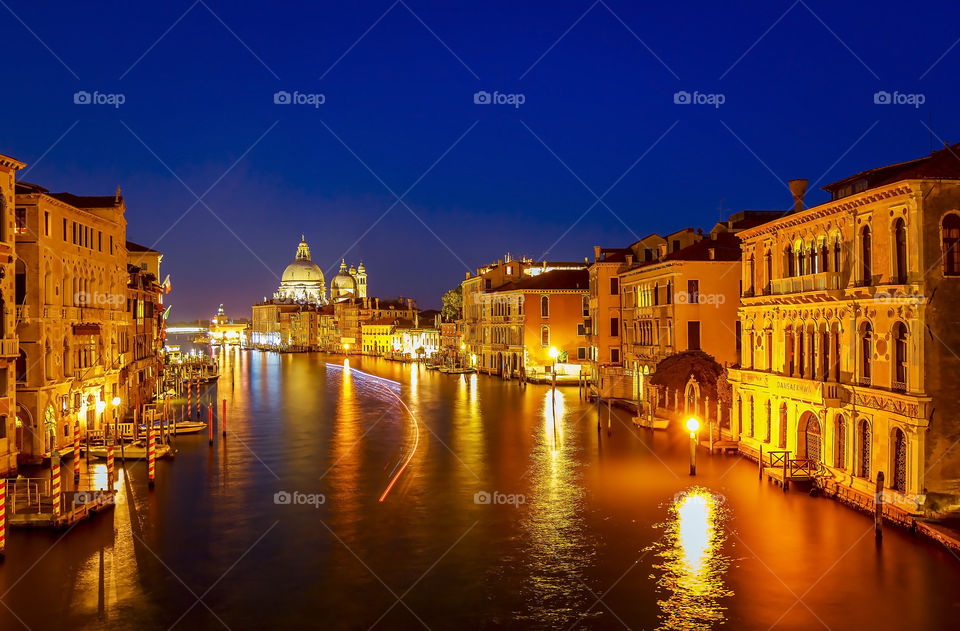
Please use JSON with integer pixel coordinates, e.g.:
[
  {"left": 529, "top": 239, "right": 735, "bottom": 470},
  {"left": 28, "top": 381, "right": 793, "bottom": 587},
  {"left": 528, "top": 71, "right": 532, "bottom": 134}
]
[
  {"left": 810, "top": 244, "right": 818, "bottom": 274},
  {"left": 893, "top": 322, "right": 908, "bottom": 391},
  {"left": 835, "top": 415, "right": 846, "bottom": 469},
  {"left": 765, "top": 401, "right": 772, "bottom": 442},
  {"left": 894, "top": 218, "right": 907, "bottom": 284},
  {"left": 764, "top": 251, "right": 772, "bottom": 292},
  {"left": 15, "top": 349, "right": 26, "bottom": 383},
  {"left": 797, "top": 248, "right": 806, "bottom": 276},
  {"left": 737, "top": 396, "right": 742, "bottom": 432},
  {"left": 860, "top": 226, "right": 872, "bottom": 285},
  {"left": 892, "top": 428, "right": 907, "bottom": 492},
  {"left": 540, "top": 295, "right": 549, "bottom": 318},
  {"left": 943, "top": 214, "right": 960, "bottom": 276},
  {"left": 540, "top": 325, "right": 549, "bottom": 347},
  {"left": 860, "top": 322, "right": 873, "bottom": 384},
  {"left": 785, "top": 246, "right": 795, "bottom": 278},
  {"left": 858, "top": 420, "right": 871, "bottom": 478},
  {"left": 820, "top": 241, "right": 829, "bottom": 273},
  {"left": 833, "top": 237, "right": 842, "bottom": 274},
  {"left": 779, "top": 403, "right": 787, "bottom": 448}
]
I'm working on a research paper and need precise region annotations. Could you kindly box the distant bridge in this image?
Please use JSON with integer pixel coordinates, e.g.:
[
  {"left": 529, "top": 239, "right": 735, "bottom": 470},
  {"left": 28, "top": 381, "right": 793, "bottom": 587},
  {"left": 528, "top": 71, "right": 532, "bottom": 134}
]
[{"left": 166, "top": 326, "right": 208, "bottom": 334}]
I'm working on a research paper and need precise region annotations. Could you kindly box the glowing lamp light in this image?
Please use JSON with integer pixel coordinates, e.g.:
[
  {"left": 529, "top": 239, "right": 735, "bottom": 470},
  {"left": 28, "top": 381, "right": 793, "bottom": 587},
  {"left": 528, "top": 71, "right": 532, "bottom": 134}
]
[
  {"left": 686, "top": 417, "right": 700, "bottom": 433},
  {"left": 112, "top": 396, "right": 121, "bottom": 407},
  {"left": 548, "top": 346, "right": 559, "bottom": 360},
  {"left": 460, "top": 343, "right": 465, "bottom": 350}
]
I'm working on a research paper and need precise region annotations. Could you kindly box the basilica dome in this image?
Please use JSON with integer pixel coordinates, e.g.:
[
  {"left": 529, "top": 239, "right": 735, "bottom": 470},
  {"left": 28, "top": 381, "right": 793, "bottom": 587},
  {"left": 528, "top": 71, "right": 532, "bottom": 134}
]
[
  {"left": 274, "top": 236, "right": 326, "bottom": 304},
  {"left": 331, "top": 259, "right": 358, "bottom": 301}
]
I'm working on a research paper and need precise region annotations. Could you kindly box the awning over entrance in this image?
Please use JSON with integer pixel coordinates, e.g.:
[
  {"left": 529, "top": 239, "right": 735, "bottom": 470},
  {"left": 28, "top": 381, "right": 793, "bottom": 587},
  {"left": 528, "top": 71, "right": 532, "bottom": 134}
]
[{"left": 73, "top": 323, "right": 101, "bottom": 336}]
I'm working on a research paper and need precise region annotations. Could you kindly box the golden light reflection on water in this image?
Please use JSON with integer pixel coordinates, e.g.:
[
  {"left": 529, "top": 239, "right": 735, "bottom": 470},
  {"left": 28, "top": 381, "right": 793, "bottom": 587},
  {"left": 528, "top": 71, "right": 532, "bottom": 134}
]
[
  {"left": 542, "top": 389, "right": 565, "bottom": 456},
  {"left": 650, "top": 488, "right": 732, "bottom": 631}
]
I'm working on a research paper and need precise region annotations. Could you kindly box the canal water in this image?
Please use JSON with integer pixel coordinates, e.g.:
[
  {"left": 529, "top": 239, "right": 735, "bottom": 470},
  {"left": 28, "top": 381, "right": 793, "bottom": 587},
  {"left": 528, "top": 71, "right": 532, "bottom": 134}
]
[{"left": 2, "top": 347, "right": 959, "bottom": 630}]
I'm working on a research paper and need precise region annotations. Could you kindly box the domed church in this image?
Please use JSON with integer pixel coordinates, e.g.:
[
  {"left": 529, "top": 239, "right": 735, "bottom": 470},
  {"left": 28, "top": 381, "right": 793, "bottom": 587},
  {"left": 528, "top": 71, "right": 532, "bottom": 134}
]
[{"left": 271, "top": 236, "right": 367, "bottom": 305}]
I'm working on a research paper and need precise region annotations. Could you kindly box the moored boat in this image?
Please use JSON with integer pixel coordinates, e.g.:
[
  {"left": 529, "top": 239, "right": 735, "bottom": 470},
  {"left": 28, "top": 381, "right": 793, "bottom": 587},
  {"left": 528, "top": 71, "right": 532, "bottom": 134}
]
[{"left": 88, "top": 441, "right": 172, "bottom": 459}]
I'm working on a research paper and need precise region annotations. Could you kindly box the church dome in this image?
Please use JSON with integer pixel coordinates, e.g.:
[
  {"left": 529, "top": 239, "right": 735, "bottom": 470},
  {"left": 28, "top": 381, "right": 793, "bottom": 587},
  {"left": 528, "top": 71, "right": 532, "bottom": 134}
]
[
  {"left": 275, "top": 235, "right": 326, "bottom": 304},
  {"left": 282, "top": 258, "right": 323, "bottom": 283},
  {"left": 331, "top": 259, "right": 357, "bottom": 299}
]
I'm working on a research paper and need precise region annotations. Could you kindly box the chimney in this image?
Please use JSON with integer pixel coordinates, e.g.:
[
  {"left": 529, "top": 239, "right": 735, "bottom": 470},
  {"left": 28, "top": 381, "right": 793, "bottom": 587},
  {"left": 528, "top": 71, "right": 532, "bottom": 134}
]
[
  {"left": 708, "top": 247, "right": 716, "bottom": 260},
  {"left": 376, "top": 297, "right": 380, "bottom": 309},
  {"left": 788, "top": 179, "right": 808, "bottom": 212},
  {"left": 593, "top": 246, "right": 601, "bottom": 262},
  {"left": 625, "top": 253, "right": 634, "bottom": 266},
  {"left": 658, "top": 243, "right": 668, "bottom": 258}
]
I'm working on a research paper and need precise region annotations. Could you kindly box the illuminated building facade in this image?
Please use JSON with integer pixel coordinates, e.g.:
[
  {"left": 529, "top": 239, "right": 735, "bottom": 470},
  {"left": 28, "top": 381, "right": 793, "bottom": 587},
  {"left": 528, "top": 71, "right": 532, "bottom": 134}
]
[
  {"left": 125, "top": 241, "right": 165, "bottom": 414},
  {"left": 14, "top": 181, "right": 128, "bottom": 462},
  {"left": 731, "top": 146, "right": 960, "bottom": 516},
  {"left": 207, "top": 304, "right": 247, "bottom": 345},
  {"left": 0, "top": 153, "right": 24, "bottom": 475}
]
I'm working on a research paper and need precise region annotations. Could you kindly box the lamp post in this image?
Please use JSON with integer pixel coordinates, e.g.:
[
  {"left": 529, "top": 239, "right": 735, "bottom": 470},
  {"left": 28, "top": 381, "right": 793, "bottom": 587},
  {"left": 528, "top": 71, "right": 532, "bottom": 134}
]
[
  {"left": 343, "top": 342, "right": 349, "bottom": 356},
  {"left": 460, "top": 343, "right": 465, "bottom": 370},
  {"left": 686, "top": 417, "right": 700, "bottom": 476},
  {"left": 548, "top": 346, "right": 559, "bottom": 393}
]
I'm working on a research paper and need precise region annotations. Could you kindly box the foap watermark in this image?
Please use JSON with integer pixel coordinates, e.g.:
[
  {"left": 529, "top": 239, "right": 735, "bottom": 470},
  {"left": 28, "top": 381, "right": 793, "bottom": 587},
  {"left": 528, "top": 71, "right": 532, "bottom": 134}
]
[
  {"left": 75, "top": 490, "right": 123, "bottom": 506},
  {"left": 674, "top": 291, "right": 727, "bottom": 307},
  {"left": 876, "top": 290, "right": 926, "bottom": 306},
  {"left": 473, "top": 490, "right": 525, "bottom": 507},
  {"left": 75, "top": 291, "right": 125, "bottom": 307},
  {"left": 274, "top": 490, "right": 326, "bottom": 507},
  {"left": 274, "top": 90, "right": 325, "bottom": 108},
  {"left": 74, "top": 90, "right": 125, "bottom": 108},
  {"left": 673, "top": 90, "right": 725, "bottom": 108},
  {"left": 873, "top": 90, "right": 925, "bottom": 108},
  {"left": 473, "top": 90, "right": 525, "bottom": 108}
]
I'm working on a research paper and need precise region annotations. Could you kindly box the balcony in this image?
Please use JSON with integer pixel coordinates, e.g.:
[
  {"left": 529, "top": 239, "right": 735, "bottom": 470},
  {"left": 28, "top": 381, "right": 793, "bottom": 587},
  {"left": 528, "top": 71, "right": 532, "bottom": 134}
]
[
  {"left": 769, "top": 272, "right": 842, "bottom": 298},
  {"left": 15, "top": 305, "right": 29, "bottom": 322},
  {"left": 0, "top": 338, "right": 17, "bottom": 357}
]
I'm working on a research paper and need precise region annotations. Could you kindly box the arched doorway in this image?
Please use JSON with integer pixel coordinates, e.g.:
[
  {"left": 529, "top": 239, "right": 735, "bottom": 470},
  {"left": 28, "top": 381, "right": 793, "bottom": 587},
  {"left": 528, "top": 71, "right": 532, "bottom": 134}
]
[
  {"left": 798, "top": 412, "right": 821, "bottom": 461},
  {"left": 892, "top": 428, "right": 907, "bottom": 492}
]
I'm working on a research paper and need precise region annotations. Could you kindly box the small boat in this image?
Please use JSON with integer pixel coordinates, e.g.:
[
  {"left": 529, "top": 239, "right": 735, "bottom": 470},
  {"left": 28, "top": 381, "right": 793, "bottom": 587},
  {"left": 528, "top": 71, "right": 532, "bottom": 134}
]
[
  {"left": 634, "top": 415, "right": 670, "bottom": 430},
  {"left": 139, "top": 421, "right": 207, "bottom": 435},
  {"left": 88, "top": 441, "right": 172, "bottom": 460}
]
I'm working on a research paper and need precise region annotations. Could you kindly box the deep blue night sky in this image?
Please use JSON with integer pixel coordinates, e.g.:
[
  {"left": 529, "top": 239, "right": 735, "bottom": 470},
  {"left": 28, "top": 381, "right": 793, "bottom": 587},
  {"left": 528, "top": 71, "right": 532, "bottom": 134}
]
[{"left": 4, "top": 0, "right": 959, "bottom": 320}]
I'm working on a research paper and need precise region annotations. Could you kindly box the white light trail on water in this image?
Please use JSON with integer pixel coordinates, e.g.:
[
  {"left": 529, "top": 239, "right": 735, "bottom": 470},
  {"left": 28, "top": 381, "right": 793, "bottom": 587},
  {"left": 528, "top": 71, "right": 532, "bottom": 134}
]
[{"left": 324, "top": 363, "right": 418, "bottom": 502}]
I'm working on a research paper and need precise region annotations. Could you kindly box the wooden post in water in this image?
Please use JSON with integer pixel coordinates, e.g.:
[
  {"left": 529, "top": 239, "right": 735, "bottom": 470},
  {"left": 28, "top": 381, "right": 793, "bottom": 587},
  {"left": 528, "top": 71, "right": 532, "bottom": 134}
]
[
  {"left": 0, "top": 479, "right": 5, "bottom": 560},
  {"left": 782, "top": 454, "right": 789, "bottom": 492},
  {"left": 147, "top": 427, "right": 156, "bottom": 489},
  {"left": 758, "top": 444, "right": 763, "bottom": 479},
  {"left": 106, "top": 444, "right": 115, "bottom": 491},
  {"left": 607, "top": 398, "right": 611, "bottom": 436},
  {"left": 875, "top": 471, "right": 885, "bottom": 541},
  {"left": 208, "top": 404, "right": 214, "bottom": 445},
  {"left": 73, "top": 422, "right": 81, "bottom": 485},
  {"left": 222, "top": 399, "right": 227, "bottom": 436},
  {"left": 51, "top": 455, "right": 61, "bottom": 519}
]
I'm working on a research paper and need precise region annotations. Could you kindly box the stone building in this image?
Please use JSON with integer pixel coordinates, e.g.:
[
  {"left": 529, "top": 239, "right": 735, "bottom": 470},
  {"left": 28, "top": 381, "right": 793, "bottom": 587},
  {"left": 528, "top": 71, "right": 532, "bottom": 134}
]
[
  {"left": 14, "top": 182, "right": 128, "bottom": 462},
  {"left": 125, "top": 242, "right": 165, "bottom": 415},
  {"left": 731, "top": 145, "right": 960, "bottom": 516},
  {"left": 0, "top": 153, "right": 24, "bottom": 475}
]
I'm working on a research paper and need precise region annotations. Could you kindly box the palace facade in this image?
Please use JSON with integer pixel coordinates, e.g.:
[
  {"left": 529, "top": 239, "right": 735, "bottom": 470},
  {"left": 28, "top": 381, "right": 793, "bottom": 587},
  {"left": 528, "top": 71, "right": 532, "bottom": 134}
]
[
  {"left": 731, "top": 145, "right": 960, "bottom": 516},
  {"left": 0, "top": 153, "right": 24, "bottom": 475}
]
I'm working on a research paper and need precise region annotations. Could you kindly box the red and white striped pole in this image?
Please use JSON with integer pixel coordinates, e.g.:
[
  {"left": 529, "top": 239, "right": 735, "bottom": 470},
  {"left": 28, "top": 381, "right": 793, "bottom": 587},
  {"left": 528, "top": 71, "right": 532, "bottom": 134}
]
[
  {"left": 73, "top": 422, "right": 81, "bottom": 485},
  {"left": 147, "top": 427, "right": 156, "bottom": 489},
  {"left": 0, "top": 479, "right": 6, "bottom": 559},
  {"left": 186, "top": 377, "right": 192, "bottom": 424},
  {"left": 208, "top": 403, "right": 214, "bottom": 445},
  {"left": 51, "top": 455, "right": 62, "bottom": 519},
  {"left": 106, "top": 444, "right": 115, "bottom": 491},
  {"left": 222, "top": 399, "right": 227, "bottom": 437}
]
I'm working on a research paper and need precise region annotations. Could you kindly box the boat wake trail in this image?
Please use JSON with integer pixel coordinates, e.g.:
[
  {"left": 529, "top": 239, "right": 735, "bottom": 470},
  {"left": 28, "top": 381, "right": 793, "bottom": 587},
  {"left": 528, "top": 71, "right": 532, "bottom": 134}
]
[{"left": 325, "top": 363, "right": 420, "bottom": 502}]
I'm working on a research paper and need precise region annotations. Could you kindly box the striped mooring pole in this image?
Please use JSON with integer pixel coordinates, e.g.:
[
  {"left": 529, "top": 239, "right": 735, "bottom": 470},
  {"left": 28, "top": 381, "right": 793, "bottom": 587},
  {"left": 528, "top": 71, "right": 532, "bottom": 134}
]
[
  {"left": 73, "top": 423, "right": 81, "bottom": 485},
  {"left": 147, "top": 427, "right": 156, "bottom": 489},
  {"left": 208, "top": 404, "right": 213, "bottom": 445},
  {"left": 51, "top": 454, "right": 62, "bottom": 518},
  {"left": 222, "top": 399, "right": 227, "bottom": 437},
  {"left": 187, "top": 378, "right": 192, "bottom": 424},
  {"left": 0, "top": 479, "right": 6, "bottom": 559},
  {"left": 106, "top": 444, "right": 115, "bottom": 491}
]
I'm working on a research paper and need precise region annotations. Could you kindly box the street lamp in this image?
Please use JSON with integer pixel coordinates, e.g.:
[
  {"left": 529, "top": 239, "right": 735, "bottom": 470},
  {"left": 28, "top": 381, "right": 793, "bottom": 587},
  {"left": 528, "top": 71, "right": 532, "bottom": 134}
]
[
  {"left": 686, "top": 417, "right": 700, "bottom": 476},
  {"left": 548, "top": 346, "right": 559, "bottom": 390},
  {"left": 343, "top": 342, "right": 349, "bottom": 355}
]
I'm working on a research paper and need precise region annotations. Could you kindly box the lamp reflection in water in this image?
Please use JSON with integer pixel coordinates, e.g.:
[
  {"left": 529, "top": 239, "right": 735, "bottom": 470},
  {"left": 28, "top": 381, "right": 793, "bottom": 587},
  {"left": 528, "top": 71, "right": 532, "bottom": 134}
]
[{"left": 651, "top": 488, "right": 732, "bottom": 631}]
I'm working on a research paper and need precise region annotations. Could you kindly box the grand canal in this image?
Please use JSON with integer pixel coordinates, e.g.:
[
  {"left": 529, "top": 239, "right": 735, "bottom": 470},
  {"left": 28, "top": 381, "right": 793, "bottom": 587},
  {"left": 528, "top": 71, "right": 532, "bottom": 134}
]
[{"left": 1, "top": 347, "right": 959, "bottom": 630}]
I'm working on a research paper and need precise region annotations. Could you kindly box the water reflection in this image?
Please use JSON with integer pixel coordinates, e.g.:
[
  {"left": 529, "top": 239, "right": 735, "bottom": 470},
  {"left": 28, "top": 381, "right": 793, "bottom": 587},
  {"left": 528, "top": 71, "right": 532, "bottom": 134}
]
[{"left": 651, "top": 488, "right": 732, "bottom": 631}]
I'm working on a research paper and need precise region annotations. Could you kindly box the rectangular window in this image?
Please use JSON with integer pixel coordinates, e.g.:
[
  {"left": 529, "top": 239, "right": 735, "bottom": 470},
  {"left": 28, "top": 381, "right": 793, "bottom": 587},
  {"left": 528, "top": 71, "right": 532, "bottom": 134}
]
[
  {"left": 673, "top": 239, "right": 680, "bottom": 252},
  {"left": 582, "top": 295, "right": 589, "bottom": 317},
  {"left": 63, "top": 218, "right": 67, "bottom": 240},
  {"left": 110, "top": 236, "right": 113, "bottom": 254},
  {"left": 687, "top": 321, "right": 701, "bottom": 350},
  {"left": 44, "top": 211, "right": 50, "bottom": 236},
  {"left": 610, "top": 277, "right": 619, "bottom": 295},
  {"left": 72, "top": 222, "right": 77, "bottom": 244},
  {"left": 666, "top": 281, "right": 673, "bottom": 304},
  {"left": 687, "top": 279, "right": 699, "bottom": 304},
  {"left": 14, "top": 208, "right": 26, "bottom": 234},
  {"left": 98, "top": 231, "right": 102, "bottom": 252},
  {"left": 577, "top": 347, "right": 586, "bottom": 360},
  {"left": 610, "top": 317, "right": 619, "bottom": 337},
  {"left": 610, "top": 347, "right": 620, "bottom": 363},
  {"left": 577, "top": 323, "right": 586, "bottom": 336}
]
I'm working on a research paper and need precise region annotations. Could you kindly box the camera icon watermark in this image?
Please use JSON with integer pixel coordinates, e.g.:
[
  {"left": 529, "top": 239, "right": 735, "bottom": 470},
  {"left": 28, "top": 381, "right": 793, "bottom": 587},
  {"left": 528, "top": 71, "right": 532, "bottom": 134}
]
[
  {"left": 673, "top": 90, "right": 725, "bottom": 108},
  {"left": 74, "top": 90, "right": 126, "bottom": 108},
  {"left": 473, "top": 90, "right": 525, "bottom": 108},
  {"left": 274, "top": 490, "right": 326, "bottom": 507},
  {"left": 873, "top": 90, "right": 925, "bottom": 108},
  {"left": 473, "top": 490, "right": 525, "bottom": 507},
  {"left": 273, "top": 90, "right": 326, "bottom": 108}
]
